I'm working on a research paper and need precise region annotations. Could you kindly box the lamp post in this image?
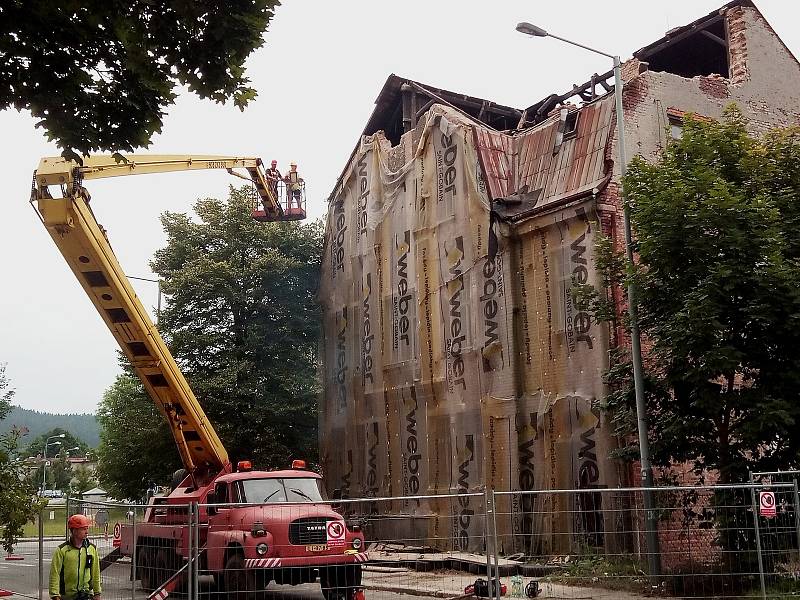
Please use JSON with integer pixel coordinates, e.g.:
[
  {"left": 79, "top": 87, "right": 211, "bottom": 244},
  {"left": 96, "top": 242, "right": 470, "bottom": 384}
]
[
  {"left": 42, "top": 434, "right": 66, "bottom": 492},
  {"left": 516, "top": 22, "right": 661, "bottom": 576}
]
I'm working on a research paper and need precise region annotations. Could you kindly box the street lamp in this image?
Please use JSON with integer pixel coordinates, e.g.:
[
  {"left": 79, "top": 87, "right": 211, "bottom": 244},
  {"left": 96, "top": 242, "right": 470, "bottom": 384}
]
[
  {"left": 42, "top": 434, "right": 66, "bottom": 492},
  {"left": 517, "top": 22, "right": 661, "bottom": 576}
]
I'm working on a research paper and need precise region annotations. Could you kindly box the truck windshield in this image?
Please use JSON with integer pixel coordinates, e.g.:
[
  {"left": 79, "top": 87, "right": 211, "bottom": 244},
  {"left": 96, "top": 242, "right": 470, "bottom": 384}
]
[{"left": 241, "top": 478, "right": 325, "bottom": 504}]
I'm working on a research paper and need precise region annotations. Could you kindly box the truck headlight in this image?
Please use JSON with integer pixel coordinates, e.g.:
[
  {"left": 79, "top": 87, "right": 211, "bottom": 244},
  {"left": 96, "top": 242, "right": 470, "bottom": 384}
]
[
  {"left": 256, "top": 543, "right": 269, "bottom": 555},
  {"left": 351, "top": 537, "right": 362, "bottom": 550}
]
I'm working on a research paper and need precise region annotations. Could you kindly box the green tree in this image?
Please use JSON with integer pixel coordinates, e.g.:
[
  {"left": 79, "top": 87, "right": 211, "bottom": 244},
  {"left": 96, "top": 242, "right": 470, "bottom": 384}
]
[
  {"left": 578, "top": 107, "right": 800, "bottom": 483},
  {"left": 95, "top": 373, "right": 179, "bottom": 500},
  {"left": 24, "top": 427, "right": 90, "bottom": 459},
  {"left": 96, "top": 188, "right": 323, "bottom": 497},
  {"left": 0, "top": 1, "right": 279, "bottom": 160},
  {"left": 0, "top": 366, "right": 45, "bottom": 552},
  {"left": 70, "top": 466, "right": 98, "bottom": 499}
]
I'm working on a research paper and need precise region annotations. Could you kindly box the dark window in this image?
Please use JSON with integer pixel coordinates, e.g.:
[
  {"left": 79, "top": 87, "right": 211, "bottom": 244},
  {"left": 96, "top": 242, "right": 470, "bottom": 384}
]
[
  {"left": 214, "top": 482, "right": 228, "bottom": 504},
  {"left": 564, "top": 112, "right": 579, "bottom": 139},
  {"left": 644, "top": 19, "right": 729, "bottom": 78}
]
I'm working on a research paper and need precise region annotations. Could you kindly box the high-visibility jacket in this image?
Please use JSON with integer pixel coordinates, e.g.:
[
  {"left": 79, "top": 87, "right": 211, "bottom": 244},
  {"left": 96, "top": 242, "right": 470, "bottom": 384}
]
[{"left": 49, "top": 539, "right": 102, "bottom": 600}]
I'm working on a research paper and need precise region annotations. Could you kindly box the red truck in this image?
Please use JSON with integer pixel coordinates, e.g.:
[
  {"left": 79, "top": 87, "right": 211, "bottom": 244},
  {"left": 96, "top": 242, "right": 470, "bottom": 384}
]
[
  {"left": 120, "top": 461, "right": 366, "bottom": 599},
  {"left": 32, "top": 155, "right": 364, "bottom": 599}
]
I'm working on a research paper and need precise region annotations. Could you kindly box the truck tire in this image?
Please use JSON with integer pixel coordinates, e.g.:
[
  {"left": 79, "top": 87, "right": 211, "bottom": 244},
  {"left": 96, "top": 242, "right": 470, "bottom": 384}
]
[
  {"left": 153, "top": 546, "right": 179, "bottom": 588},
  {"left": 224, "top": 553, "right": 258, "bottom": 600},
  {"left": 320, "top": 565, "right": 362, "bottom": 600},
  {"left": 138, "top": 547, "right": 155, "bottom": 592}
]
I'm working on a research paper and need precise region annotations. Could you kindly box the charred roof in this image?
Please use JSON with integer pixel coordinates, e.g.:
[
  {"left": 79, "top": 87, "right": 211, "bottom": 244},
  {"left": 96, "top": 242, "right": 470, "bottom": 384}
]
[{"left": 363, "top": 74, "right": 523, "bottom": 145}]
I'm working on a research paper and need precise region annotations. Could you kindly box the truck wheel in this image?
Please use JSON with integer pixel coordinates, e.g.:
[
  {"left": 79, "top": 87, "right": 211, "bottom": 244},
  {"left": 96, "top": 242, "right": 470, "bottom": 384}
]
[
  {"left": 153, "top": 547, "right": 178, "bottom": 588},
  {"left": 138, "top": 547, "right": 155, "bottom": 592},
  {"left": 225, "top": 553, "right": 258, "bottom": 600},
  {"left": 320, "top": 565, "right": 362, "bottom": 600}
]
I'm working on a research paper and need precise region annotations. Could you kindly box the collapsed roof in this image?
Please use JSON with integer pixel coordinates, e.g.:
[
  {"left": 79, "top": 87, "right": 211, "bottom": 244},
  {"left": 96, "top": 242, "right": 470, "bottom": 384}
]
[{"left": 363, "top": 1, "right": 764, "bottom": 136}]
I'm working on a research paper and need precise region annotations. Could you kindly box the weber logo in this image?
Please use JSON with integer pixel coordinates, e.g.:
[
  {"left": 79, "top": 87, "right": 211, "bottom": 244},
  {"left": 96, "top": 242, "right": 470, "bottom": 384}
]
[
  {"left": 437, "top": 132, "right": 458, "bottom": 210},
  {"left": 335, "top": 307, "right": 348, "bottom": 411},
  {"left": 578, "top": 405, "right": 602, "bottom": 489},
  {"left": 403, "top": 388, "right": 422, "bottom": 496},
  {"left": 393, "top": 230, "right": 412, "bottom": 351},
  {"left": 331, "top": 198, "right": 347, "bottom": 279},
  {"left": 454, "top": 434, "right": 475, "bottom": 551},
  {"left": 340, "top": 449, "right": 353, "bottom": 499},
  {"left": 356, "top": 154, "right": 368, "bottom": 238},
  {"left": 366, "top": 422, "right": 380, "bottom": 513},
  {"left": 362, "top": 272, "right": 374, "bottom": 385},
  {"left": 445, "top": 236, "right": 467, "bottom": 392},
  {"left": 516, "top": 413, "right": 537, "bottom": 538},
  {"left": 481, "top": 253, "right": 504, "bottom": 371},
  {"left": 565, "top": 210, "right": 593, "bottom": 351},
  {"left": 576, "top": 405, "right": 604, "bottom": 546}
]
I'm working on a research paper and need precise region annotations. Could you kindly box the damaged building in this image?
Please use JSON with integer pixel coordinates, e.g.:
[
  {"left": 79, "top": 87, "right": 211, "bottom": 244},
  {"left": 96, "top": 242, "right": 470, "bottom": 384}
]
[{"left": 319, "top": 0, "right": 800, "bottom": 558}]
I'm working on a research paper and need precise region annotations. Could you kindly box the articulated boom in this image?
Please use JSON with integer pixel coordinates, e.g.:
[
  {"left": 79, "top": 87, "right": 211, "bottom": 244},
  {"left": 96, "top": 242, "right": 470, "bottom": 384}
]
[{"left": 31, "top": 154, "right": 296, "bottom": 482}]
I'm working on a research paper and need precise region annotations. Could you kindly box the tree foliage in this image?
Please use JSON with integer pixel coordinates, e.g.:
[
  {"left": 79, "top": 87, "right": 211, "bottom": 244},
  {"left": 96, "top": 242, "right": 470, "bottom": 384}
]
[
  {"left": 95, "top": 373, "right": 179, "bottom": 500},
  {"left": 96, "top": 188, "right": 323, "bottom": 497},
  {"left": 70, "top": 466, "right": 99, "bottom": 498},
  {"left": 578, "top": 107, "right": 800, "bottom": 483},
  {"left": 0, "top": 0, "right": 279, "bottom": 159},
  {"left": 0, "top": 366, "right": 45, "bottom": 552},
  {"left": 23, "top": 427, "right": 90, "bottom": 459},
  {"left": 0, "top": 364, "right": 13, "bottom": 421}
]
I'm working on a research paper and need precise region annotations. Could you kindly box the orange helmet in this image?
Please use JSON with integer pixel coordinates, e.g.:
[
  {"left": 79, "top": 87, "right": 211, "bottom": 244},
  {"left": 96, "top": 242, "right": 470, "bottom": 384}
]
[
  {"left": 271, "top": 160, "right": 277, "bottom": 166},
  {"left": 68, "top": 514, "right": 91, "bottom": 529}
]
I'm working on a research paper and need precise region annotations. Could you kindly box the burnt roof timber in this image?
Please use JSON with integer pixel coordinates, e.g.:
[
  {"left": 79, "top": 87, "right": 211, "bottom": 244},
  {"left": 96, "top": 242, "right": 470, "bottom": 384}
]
[
  {"left": 633, "top": 0, "right": 755, "bottom": 59},
  {"left": 362, "top": 74, "right": 522, "bottom": 139},
  {"left": 521, "top": 68, "right": 614, "bottom": 127},
  {"left": 701, "top": 29, "right": 728, "bottom": 47},
  {"left": 634, "top": 13, "right": 724, "bottom": 59}
]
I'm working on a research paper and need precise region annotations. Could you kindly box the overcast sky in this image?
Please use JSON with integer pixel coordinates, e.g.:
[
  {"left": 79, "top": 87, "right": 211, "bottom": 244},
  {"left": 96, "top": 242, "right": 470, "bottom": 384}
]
[{"left": 1, "top": 0, "right": 797, "bottom": 416}]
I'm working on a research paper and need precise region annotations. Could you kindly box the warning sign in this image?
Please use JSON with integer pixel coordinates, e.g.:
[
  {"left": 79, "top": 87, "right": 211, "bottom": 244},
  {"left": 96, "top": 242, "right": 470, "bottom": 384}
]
[
  {"left": 112, "top": 523, "right": 121, "bottom": 548},
  {"left": 759, "top": 491, "right": 776, "bottom": 518},
  {"left": 326, "top": 520, "right": 346, "bottom": 547}
]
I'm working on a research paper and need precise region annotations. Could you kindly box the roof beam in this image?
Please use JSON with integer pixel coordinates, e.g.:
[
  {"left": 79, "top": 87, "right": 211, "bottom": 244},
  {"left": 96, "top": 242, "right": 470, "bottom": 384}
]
[
  {"left": 636, "top": 13, "right": 724, "bottom": 58},
  {"left": 701, "top": 29, "right": 728, "bottom": 47}
]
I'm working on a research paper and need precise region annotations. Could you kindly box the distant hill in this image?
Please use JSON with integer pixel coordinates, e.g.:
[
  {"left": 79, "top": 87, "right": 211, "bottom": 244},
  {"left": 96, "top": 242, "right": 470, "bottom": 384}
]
[{"left": 0, "top": 406, "right": 99, "bottom": 448}]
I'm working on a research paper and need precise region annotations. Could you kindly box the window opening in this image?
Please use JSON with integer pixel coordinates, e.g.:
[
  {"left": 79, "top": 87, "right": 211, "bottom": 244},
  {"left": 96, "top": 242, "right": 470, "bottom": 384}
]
[
  {"left": 642, "top": 19, "right": 729, "bottom": 78},
  {"left": 564, "top": 112, "right": 579, "bottom": 139},
  {"left": 669, "top": 117, "right": 683, "bottom": 140}
]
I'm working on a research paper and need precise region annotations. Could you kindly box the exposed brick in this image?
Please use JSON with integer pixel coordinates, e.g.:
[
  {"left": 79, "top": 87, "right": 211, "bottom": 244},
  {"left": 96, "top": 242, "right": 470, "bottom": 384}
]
[
  {"left": 698, "top": 75, "right": 729, "bottom": 99},
  {"left": 727, "top": 6, "right": 750, "bottom": 85}
]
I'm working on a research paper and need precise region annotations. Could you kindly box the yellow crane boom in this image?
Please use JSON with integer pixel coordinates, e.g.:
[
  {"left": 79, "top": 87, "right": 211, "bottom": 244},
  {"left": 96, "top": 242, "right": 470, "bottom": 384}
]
[{"left": 31, "top": 154, "right": 292, "bottom": 481}]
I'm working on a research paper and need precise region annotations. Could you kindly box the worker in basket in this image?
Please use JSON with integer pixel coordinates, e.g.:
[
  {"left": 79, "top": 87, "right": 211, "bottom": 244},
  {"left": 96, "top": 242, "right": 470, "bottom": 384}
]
[
  {"left": 284, "top": 161, "right": 304, "bottom": 210},
  {"left": 265, "top": 159, "right": 282, "bottom": 208},
  {"left": 49, "top": 514, "right": 102, "bottom": 600}
]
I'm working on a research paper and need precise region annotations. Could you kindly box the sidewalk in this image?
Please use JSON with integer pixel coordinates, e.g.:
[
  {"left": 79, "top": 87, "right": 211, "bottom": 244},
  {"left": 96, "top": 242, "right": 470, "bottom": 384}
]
[{"left": 362, "top": 566, "right": 654, "bottom": 600}]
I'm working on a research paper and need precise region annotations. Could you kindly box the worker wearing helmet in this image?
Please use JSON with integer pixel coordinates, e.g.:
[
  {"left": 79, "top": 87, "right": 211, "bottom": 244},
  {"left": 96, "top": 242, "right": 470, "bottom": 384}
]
[
  {"left": 284, "top": 161, "right": 304, "bottom": 210},
  {"left": 49, "top": 514, "right": 101, "bottom": 600},
  {"left": 265, "top": 160, "right": 282, "bottom": 210}
]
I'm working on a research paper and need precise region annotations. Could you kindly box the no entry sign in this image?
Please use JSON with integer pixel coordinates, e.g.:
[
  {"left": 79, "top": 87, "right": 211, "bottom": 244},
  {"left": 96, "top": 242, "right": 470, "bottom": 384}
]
[
  {"left": 112, "top": 522, "right": 122, "bottom": 547},
  {"left": 326, "top": 520, "right": 346, "bottom": 547},
  {"left": 759, "top": 491, "right": 776, "bottom": 518}
]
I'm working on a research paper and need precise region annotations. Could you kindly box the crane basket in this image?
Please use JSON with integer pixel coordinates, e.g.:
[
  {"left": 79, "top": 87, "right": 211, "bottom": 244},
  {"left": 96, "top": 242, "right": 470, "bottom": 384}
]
[{"left": 251, "top": 179, "right": 306, "bottom": 222}]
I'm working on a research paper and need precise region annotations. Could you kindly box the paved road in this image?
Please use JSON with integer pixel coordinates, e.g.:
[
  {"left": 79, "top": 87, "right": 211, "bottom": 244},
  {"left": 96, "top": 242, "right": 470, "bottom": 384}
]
[
  {"left": 2, "top": 540, "right": 653, "bottom": 600},
  {"left": 1, "top": 541, "right": 426, "bottom": 600}
]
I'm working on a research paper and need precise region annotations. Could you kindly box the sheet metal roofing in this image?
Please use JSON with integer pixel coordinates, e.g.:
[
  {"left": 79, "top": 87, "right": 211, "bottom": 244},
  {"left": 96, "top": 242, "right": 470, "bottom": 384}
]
[{"left": 476, "top": 94, "right": 615, "bottom": 220}]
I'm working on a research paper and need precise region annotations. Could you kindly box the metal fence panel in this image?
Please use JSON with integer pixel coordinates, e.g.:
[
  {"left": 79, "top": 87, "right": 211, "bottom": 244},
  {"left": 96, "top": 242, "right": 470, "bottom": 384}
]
[{"left": 14, "top": 482, "right": 800, "bottom": 600}]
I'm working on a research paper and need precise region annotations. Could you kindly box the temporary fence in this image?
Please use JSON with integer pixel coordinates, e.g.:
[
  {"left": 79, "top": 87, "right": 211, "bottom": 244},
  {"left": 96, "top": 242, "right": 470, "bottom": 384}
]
[{"left": 9, "top": 481, "right": 800, "bottom": 600}]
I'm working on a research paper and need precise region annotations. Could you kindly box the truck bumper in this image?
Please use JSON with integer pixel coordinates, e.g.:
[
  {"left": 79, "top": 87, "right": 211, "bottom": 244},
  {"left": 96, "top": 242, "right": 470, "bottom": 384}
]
[{"left": 244, "top": 553, "right": 368, "bottom": 569}]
